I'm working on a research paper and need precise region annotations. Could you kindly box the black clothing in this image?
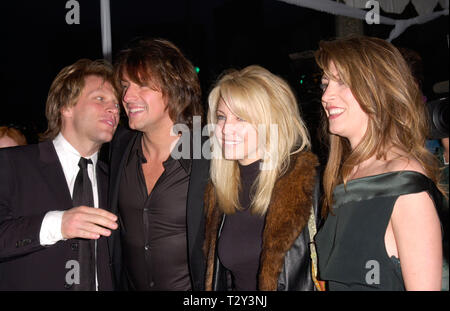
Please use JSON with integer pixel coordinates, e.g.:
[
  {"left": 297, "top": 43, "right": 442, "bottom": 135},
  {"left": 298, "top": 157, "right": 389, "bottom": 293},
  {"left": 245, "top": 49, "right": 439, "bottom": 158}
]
[
  {"left": 315, "top": 171, "right": 444, "bottom": 291},
  {"left": 204, "top": 152, "right": 321, "bottom": 291},
  {"left": 218, "top": 160, "right": 265, "bottom": 290},
  {"left": 0, "top": 141, "right": 114, "bottom": 290},
  {"left": 118, "top": 136, "right": 191, "bottom": 290},
  {"left": 73, "top": 157, "right": 94, "bottom": 207},
  {"left": 109, "top": 126, "right": 210, "bottom": 290},
  {"left": 73, "top": 157, "right": 96, "bottom": 291}
]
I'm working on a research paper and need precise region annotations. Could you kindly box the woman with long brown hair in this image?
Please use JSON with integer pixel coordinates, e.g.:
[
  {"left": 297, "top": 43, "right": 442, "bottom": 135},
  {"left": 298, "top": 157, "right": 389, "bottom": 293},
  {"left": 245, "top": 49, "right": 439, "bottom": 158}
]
[{"left": 314, "top": 36, "right": 444, "bottom": 291}]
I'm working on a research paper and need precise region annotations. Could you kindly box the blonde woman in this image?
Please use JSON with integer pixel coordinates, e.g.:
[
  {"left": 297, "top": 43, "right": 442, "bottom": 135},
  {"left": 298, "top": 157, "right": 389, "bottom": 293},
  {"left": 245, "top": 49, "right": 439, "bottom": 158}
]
[
  {"left": 314, "top": 36, "right": 444, "bottom": 291},
  {"left": 203, "top": 65, "right": 320, "bottom": 291}
]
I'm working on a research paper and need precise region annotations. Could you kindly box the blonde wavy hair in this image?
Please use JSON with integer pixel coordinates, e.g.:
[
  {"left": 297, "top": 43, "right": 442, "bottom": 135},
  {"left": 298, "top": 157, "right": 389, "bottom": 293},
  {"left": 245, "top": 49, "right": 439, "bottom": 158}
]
[
  {"left": 207, "top": 65, "right": 311, "bottom": 216},
  {"left": 315, "top": 36, "right": 442, "bottom": 216}
]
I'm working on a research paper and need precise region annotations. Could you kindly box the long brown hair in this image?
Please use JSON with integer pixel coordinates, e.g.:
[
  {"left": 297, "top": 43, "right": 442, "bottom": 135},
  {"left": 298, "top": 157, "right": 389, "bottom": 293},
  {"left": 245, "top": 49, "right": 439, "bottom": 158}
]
[{"left": 315, "top": 36, "right": 442, "bottom": 216}]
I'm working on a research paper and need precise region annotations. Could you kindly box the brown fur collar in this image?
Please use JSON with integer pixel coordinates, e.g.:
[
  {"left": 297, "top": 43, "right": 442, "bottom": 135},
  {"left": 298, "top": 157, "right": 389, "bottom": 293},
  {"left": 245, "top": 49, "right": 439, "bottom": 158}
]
[{"left": 203, "top": 151, "right": 319, "bottom": 290}]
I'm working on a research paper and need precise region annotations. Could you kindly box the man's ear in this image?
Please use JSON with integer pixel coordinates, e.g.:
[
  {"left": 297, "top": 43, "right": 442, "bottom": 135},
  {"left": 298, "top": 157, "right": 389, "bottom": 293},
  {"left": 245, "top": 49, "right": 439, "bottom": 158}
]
[{"left": 60, "top": 105, "right": 73, "bottom": 118}]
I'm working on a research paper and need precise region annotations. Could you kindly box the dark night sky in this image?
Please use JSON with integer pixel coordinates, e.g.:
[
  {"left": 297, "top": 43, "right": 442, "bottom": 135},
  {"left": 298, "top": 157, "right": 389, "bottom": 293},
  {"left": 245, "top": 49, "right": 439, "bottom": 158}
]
[{"left": 0, "top": 0, "right": 448, "bottom": 150}]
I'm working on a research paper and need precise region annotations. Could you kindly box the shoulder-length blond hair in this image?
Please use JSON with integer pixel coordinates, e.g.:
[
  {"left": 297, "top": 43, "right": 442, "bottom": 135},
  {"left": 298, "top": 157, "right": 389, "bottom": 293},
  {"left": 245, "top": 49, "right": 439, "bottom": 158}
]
[
  {"left": 207, "top": 65, "right": 311, "bottom": 216},
  {"left": 41, "top": 59, "right": 117, "bottom": 141},
  {"left": 314, "top": 36, "right": 442, "bottom": 216}
]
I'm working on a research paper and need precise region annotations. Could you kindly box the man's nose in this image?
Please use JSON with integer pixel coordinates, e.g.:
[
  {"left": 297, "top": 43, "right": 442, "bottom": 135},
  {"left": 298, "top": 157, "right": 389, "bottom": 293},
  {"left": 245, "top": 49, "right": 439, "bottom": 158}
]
[
  {"left": 107, "top": 101, "right": 120, "bottom": 115},
  {"left": 123, "top": 84, "right": 137, "bottom": 103}
]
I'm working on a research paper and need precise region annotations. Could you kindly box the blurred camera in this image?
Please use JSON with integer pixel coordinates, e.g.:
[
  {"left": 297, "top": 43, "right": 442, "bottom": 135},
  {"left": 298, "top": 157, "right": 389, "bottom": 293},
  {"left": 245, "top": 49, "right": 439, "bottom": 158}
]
[{"left": 427, "top": 97, "right": 448, "bottom": 139}]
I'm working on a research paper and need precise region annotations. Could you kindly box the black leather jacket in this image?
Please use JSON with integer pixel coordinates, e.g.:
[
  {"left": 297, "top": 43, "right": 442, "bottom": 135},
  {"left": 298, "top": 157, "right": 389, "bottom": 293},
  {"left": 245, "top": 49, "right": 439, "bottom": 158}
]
[{"left": 204, "top": 152, "right": 321, "bottom": 291}]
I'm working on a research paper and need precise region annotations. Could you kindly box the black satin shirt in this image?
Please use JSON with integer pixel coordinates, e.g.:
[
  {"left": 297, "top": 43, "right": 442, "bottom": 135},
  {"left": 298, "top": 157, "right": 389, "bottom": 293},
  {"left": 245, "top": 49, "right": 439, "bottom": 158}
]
[{"left": 118, "top": 137, "right": 192, "bottom": 290}]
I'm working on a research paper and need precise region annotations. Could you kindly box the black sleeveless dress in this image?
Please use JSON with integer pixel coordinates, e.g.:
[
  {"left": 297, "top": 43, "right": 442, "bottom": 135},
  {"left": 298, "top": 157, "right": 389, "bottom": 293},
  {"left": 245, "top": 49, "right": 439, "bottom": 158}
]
[{"left": 315, "top": 171, "right": 444, "bottom": 291}]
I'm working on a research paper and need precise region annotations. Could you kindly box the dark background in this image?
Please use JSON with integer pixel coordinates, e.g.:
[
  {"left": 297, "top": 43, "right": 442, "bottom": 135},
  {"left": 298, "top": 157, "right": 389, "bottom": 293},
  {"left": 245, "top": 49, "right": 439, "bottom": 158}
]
[{"left": 0, "top": 0, "right": 448, "bottom": 158}]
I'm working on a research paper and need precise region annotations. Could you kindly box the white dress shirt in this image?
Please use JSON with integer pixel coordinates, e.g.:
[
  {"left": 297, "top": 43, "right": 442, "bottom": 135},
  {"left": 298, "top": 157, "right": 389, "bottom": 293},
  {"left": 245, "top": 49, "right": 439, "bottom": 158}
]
[
  {"left": 39, "top": 132, "right": 99, "bottom": 244},
  {"left": 39, "top": 132, "right": 99, "bottom": 289}
]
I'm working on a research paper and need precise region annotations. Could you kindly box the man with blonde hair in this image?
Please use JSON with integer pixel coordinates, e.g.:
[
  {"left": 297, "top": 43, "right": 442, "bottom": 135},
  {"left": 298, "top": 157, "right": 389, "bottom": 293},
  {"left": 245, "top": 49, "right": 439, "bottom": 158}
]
[{"left": 0, "top": 59, "right": 120, "bottom": 290}]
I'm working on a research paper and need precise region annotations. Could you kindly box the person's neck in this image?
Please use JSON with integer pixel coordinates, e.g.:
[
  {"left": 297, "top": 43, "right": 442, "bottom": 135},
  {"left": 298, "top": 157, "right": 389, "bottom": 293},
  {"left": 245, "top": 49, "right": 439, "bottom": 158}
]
[
  {"left": 350, "top": 155, "right": 377, "bottom": 177},
  {"left": 349, "top": 146, "right": 404, "bottom": 179},
  {"left": 60, "top": 130, "right": 99, "bottom": 158},
  {"left": 141, "top": 123, "right": 180, "bottom": 162}
]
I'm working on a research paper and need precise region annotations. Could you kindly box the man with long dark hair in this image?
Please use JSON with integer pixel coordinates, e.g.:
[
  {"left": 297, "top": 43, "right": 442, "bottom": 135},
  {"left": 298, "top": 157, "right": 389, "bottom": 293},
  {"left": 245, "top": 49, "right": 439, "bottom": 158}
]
[{"left": 110, "top": 38, "right": 209, "bottom": 290}]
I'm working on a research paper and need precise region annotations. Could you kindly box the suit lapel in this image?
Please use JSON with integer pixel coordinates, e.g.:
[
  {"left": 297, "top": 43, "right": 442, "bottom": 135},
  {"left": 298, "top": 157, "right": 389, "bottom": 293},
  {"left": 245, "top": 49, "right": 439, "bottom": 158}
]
[
  {"left": 109, "top": 128, "right": 140, "bottom": 215},
  {"left": 96, "top": 159, "right": 114, "bottom": 289},
  {"left": 186, "top": 136, "right": 210, "bottom": 259},
  {"left": 38, "top": 141, "right": 73, "bottom": 210},
  {"left": 107, "top": 127, "right": 139, "bottom": 273},
  {"left": 96, "top": 160, "right": 108, "bottom": 211}
]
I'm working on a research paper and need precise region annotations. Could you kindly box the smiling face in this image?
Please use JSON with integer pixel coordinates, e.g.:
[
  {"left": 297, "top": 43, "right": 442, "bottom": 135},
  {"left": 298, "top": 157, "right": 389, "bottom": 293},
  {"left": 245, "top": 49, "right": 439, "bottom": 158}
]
[
  {"left": 121, "top": 74, "right": 172, "bottom": 133},
  {"left": 214, "top": 99, "right": 261, "bottom": 165},
  {"left": 321, "top": 62, "right": 369, "bottom": 149},
  {"left": 61, "top": 75, "right": 119, "bottom": 152}
]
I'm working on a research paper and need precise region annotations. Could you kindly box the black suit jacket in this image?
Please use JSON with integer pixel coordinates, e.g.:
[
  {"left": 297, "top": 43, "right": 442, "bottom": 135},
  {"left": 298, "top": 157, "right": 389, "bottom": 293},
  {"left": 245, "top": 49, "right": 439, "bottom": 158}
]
[
  {"left": 108, "top": 126, "right": 210, "bottom": 290},
  {"left": 0, "top": 140, "right": 114, "bottom": 290}
]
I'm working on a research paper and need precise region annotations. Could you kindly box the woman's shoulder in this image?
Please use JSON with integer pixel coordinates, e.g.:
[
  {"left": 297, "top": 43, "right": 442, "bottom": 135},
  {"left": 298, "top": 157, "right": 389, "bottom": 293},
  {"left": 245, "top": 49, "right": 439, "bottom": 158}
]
[
  {"left": 333, "top": 152, "right": 437, "bottom": 206},
  {"left": 385, "top": 152, "right": 442, "bottom": 212},
  {"left": 384, "top": 153, "right": 427, "bottom": 176}
]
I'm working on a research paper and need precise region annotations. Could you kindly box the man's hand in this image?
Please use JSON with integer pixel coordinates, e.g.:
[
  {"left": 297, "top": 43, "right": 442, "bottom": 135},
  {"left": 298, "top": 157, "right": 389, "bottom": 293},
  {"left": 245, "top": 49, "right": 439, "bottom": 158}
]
[{"left": 61, "top": 206, "right": 118, "bottom": 239}]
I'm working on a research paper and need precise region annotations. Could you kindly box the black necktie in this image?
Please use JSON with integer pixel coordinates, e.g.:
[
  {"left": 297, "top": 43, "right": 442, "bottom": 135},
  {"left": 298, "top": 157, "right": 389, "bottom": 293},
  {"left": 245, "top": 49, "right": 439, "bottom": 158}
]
[
  {"left": 73, "top": 157, "right": 94, "bottom": 207},
  {"left": 71, "top": 157, "right": 96, "bottom": 291}
]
